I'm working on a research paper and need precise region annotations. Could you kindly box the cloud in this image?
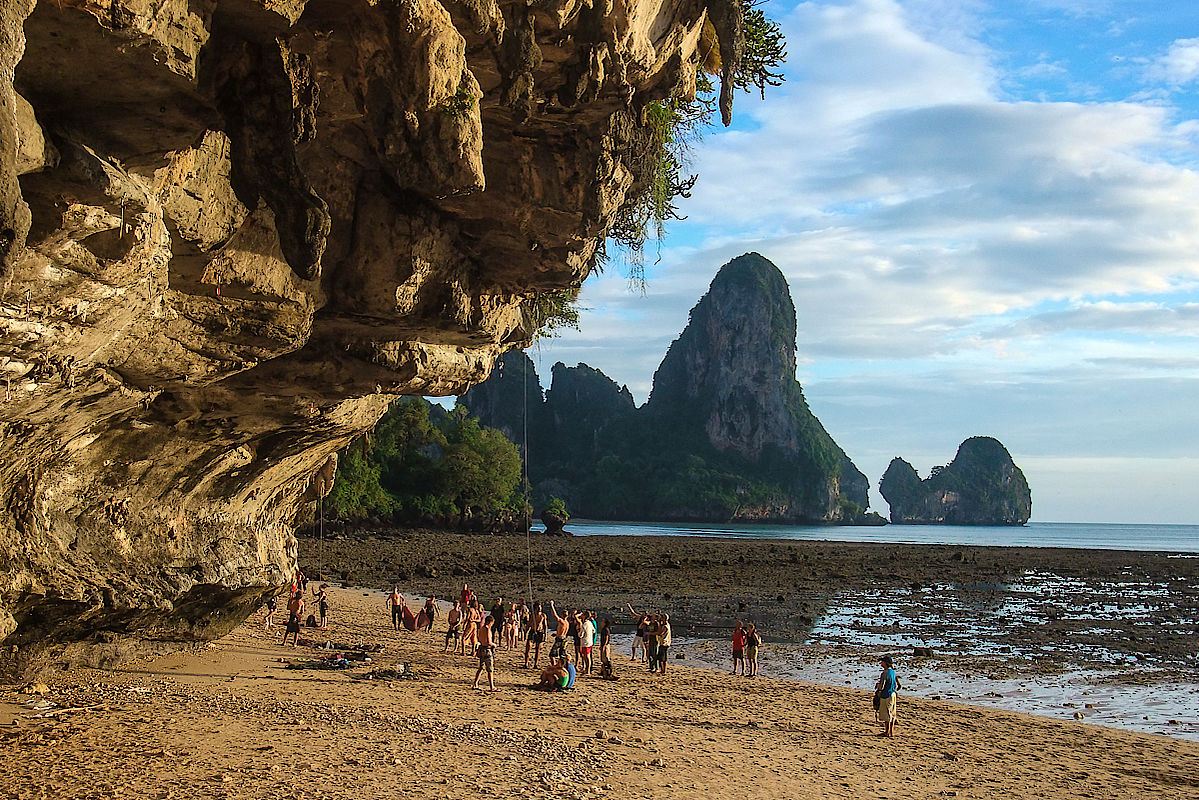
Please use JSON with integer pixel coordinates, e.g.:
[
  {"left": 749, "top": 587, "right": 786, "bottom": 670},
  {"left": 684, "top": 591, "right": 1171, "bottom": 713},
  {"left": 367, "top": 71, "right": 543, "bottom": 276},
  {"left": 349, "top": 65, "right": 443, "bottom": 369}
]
[
  {"left": 1147, "top": 37, "right": 1199, "bottom": 86},
  {"left": 987, "top": 302, "right": 1199, "bottom": 339}
]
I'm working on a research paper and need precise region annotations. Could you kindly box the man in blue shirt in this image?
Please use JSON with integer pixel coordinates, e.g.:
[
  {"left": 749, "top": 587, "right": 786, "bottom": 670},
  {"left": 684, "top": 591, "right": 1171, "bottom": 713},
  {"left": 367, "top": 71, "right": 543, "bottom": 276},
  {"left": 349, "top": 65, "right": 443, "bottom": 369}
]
[{"left": 874, "top": 655, "right": 898, "bottom": 738}]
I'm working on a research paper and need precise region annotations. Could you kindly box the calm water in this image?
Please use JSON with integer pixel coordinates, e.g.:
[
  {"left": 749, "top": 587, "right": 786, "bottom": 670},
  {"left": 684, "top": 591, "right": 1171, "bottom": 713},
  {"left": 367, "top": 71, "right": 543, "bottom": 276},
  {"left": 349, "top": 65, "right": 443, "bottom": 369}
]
[{"left": 556, "top": 520, "right": 1199, "bottom": 553}]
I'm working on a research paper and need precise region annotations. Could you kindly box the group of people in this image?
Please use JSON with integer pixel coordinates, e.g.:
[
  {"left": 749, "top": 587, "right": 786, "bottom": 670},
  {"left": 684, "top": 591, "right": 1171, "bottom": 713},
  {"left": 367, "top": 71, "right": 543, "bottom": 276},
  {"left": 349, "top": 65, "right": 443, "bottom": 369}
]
[
  {"left": 268, "top": 577, "right": 901, "bottom": 735},
  {"left": 266, "top": 568, "right": 330, "bottom": 646}
]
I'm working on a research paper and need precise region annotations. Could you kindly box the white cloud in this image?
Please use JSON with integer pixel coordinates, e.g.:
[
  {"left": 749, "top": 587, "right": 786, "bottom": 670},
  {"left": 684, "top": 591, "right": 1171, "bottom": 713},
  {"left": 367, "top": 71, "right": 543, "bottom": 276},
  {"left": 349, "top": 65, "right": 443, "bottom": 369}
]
[{"left": 1147, "top": 37, "right": 1199, "bottom": 86}]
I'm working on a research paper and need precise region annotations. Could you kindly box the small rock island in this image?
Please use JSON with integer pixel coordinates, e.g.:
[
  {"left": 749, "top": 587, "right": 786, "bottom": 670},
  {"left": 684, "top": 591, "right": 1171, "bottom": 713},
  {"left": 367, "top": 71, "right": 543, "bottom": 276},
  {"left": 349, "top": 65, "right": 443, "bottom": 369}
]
[{"left": 879, "top": 437, "right": 1032, "bottom": 525}]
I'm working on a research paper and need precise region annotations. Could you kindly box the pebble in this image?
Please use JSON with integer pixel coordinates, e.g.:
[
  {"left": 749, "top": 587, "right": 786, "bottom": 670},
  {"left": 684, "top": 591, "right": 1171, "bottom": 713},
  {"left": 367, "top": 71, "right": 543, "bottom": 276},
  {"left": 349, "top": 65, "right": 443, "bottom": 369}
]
[
  {"left": 595, "top": 730, "right": 608, "bottom": 740},
  {"left": 1072, "top": 712, "right": 1084, "bottom": 720}
]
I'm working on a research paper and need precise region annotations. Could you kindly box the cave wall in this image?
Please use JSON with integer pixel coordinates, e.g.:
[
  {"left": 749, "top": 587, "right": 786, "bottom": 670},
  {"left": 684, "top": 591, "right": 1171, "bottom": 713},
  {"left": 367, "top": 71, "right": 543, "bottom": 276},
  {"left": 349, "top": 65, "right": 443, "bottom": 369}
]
[{"left": 0, "top": 0, "right": 741, "bottom": 678}]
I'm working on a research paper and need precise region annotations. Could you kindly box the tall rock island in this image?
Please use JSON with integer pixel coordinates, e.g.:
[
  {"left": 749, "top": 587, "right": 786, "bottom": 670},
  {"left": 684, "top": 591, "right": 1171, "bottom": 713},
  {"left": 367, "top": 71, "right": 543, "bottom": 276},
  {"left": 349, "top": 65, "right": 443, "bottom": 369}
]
[
  {"left": 879, "top": 437, "right": 1032, "bottom": 525},
  {"left": 0, "top": 0, "right": 747, "bottom": 677},
  {"left": 463, "top": 253, "right": 873, "bottom": 523}
]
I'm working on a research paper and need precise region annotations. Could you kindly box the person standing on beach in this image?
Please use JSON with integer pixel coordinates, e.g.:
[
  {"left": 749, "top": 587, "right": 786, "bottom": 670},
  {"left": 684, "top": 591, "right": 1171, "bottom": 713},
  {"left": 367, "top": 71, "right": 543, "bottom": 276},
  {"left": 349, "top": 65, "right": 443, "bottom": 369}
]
[
  {"left": 744, "top": 623, "right": 761, "bottom": 677},
  {"left": 599, "top": 618, "right": 612, "bottom": 671},
  {"left": 472, "top": 617, "right": 498, "bottom": 691},
  {"left": 444, "top": 600, "right": 461, "bottom": 653},
  {"left": 263, "top": 595, "right": 277, "bottom": 630},
  {"left": 525, "top": 602, "right": 547, "bottom": 668},
  {"left": 874, "top": 655, "right": 898, "bottom": 738},
  {"left": 388, "top": 586, "right": 403, "bottom": 631},
  {"left": 655, "top": 613, "right": 672, "bottom": 674},
  {"left": 461, "top": 599, "right": 481, "bottom": 656},
  {"left": 548, "top": 601, "right": 570, "bottom": 662},
  {"left": 282, "top": 591, "right": 303, "bottom": 647},
  {"left": 732, "top": 621, "right": 745, "bottom": 675},
  {"left": 422, "top": 595, "right": 438, "bottom": 632},
  {"left": 313, "top": 583, "right": 329, "bottom": 629},
  {"left": 580, "top": 611, "right": 596, "bottom": 675},
  {"left": 643, "top": 612, "right": 660, "bottom": 670},
  {"left": 626, "top": 604, "right": 651, "bottom": 664}
]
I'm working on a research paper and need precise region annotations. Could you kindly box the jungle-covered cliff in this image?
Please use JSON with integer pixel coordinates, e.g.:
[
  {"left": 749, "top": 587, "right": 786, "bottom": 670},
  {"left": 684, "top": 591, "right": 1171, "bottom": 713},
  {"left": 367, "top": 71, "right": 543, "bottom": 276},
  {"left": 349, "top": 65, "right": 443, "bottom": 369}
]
[
  {"left": 462, "top": 253, "right": 874, "bottom": 523},
  {"left": 0, "top": 0, "right": 751, "bottom": 677},
  {"left": 879, "top": 437, "right": 1032, "bottom": 525}
]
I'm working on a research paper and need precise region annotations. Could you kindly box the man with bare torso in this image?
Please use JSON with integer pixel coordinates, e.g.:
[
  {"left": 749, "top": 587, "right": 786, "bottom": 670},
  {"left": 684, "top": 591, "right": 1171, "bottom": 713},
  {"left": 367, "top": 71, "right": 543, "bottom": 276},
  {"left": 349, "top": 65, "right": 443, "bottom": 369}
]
[
  {"left": 524, "top": 602, "right": 547, "bottom": 668},
  {"left": 548, "top": 601, "right": 570, "bottom": 662},
  {"left": 387, "top": 586, "right": 403, "bottom": 631},
  {"left": 444, "top": 600, "right": 461, "bottom": 653},
  {"left": 472, "top": 617, "right": 498, "bottom": 691},
  {"left": 282, "top": 591, "right": 304, "bottom": 646}
]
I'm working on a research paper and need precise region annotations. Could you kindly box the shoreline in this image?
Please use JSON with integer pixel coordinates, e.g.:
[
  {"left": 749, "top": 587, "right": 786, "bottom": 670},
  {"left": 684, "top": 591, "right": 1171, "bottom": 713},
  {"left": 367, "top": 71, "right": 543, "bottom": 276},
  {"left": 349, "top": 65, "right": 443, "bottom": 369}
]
[{"left": 4, "top": 586, "right": 1197, "bottom": 800}]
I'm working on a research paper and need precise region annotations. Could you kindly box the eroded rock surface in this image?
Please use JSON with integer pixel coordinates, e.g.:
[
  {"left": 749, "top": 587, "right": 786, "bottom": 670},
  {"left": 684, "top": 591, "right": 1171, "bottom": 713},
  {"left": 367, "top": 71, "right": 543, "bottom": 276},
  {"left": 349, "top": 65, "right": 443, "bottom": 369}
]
[{"left": 0, "top": 0, "right": 743, "bottom": 677}]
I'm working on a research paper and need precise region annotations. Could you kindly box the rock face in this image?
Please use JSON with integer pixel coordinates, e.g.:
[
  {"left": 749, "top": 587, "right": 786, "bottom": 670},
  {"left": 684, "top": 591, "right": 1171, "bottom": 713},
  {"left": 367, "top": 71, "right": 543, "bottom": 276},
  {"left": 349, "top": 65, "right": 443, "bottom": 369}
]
[
  {"left": 0, "top": 0, "right": 746, "bottom": 677},
  {"left": 879, "top": 437, "right": 1032, "bottom": 525},
  {"left": 463, "top": 252, "right": 872, "bottom": 523}
]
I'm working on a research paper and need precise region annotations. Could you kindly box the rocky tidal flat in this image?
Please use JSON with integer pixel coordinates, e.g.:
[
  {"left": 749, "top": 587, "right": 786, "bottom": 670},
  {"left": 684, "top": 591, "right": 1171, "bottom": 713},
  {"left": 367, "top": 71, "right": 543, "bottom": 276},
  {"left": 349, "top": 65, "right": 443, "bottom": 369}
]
[{"left": 303, "top": 530, "right": 1199, "bottom": 678}]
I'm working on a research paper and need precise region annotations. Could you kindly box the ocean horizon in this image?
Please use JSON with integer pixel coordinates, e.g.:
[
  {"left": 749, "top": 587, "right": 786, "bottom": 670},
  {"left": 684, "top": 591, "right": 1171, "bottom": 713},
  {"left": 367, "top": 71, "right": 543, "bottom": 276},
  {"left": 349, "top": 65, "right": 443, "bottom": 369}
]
[{"left": 547, "top": 519, "right": 1199, "bottom": 553}]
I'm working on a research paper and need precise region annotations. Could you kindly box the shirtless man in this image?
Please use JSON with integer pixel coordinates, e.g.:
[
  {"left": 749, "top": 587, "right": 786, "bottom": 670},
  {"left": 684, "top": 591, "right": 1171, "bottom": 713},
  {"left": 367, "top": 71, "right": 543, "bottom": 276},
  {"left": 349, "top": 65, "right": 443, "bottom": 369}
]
[
  {"left": 548, "top": 601, "right": 570, "bottom": 663},
  {"left": 534, "top": 655, "right": 568, "bottom": 691},
  {"left": 387, "top": 586, "right": 403, "bottom": 631},
  {"left": 443, "top": 600, "right": 462, "bottom": 653},
  {"left": 282, "top": 591, "right": 304, "bottom": 646},
  {"left": 472, "top": 617, "right": 498, "bottom": 691},
  {"left": 460, "top": 599, "right": 481, "bottom": 657},
  {"left": 524, "top": 602, "right": 547, "bottom": 668}
]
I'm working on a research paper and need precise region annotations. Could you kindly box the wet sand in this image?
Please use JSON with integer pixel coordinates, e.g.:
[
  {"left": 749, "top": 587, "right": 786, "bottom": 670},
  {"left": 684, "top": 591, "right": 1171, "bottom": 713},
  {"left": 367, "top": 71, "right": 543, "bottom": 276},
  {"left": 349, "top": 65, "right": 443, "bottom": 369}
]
[{"left": 3, "top": 586, "right": 1198, "bottom": 800}]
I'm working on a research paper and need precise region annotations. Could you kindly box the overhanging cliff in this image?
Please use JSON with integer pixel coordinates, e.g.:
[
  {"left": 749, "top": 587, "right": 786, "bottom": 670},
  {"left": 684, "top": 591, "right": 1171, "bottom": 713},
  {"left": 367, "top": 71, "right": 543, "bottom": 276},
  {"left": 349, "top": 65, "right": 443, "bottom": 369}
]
[{"left": 0, "top": 0, "right": 744, "bottom": 677}]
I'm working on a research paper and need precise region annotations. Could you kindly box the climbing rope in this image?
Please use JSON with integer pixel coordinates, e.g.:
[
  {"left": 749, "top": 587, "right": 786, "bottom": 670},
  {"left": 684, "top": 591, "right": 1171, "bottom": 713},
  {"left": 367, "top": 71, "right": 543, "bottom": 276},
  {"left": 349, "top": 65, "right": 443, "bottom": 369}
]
[{"left": 524, "top": 354, "right": 533, "bottom": 607}]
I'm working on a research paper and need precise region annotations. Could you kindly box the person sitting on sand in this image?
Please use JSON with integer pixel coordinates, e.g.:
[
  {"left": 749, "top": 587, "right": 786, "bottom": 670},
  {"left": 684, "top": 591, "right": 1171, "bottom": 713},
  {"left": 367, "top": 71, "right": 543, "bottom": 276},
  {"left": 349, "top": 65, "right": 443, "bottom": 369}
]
[
  {"left": 548, "top": 601, "right": 570, "bottom": 662},
  {"left": 874, "top": 655, "right": 898, "bottom": 738},
  {"left": 744, "top": 623, "right": 761, "bottom": 677},
  {"left": 534, "top": 655, "right": 568, "bottom": 691},
  {"left": 654, "top": 612, "right": 672, "bottom": 674},
  {"left": 282, "top": 591, "right": 304, "bottom": 647},
  {"left": 472, "top": 617, "right": 498, "bottom": 691},
  {"left": 387, "top": 586, "right": 403, "bottom": 631},
  {"left": 524, "top": 602, "right": 547, "bottom": 668},
  {"left": 443, "top": 600, "right": 461, "bottom": 653}
]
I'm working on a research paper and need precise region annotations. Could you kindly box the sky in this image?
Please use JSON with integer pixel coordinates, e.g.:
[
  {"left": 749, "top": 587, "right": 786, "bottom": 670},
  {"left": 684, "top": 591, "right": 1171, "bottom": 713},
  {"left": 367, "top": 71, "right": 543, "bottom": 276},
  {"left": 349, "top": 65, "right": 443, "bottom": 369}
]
[{"left": 526, "top": 0, "right": 1199, "bottom": 524}]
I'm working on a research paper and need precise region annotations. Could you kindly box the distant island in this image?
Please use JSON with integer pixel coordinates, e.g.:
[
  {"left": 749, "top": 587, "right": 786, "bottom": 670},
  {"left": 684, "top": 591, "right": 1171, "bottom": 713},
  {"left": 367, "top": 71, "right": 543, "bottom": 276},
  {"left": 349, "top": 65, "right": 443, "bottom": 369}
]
[
  {"left": 462, "top": 253, "right": 881, "bottom": 525},
  {"left": 879, "top": 437, "right": 1032, "bottom": 525}
]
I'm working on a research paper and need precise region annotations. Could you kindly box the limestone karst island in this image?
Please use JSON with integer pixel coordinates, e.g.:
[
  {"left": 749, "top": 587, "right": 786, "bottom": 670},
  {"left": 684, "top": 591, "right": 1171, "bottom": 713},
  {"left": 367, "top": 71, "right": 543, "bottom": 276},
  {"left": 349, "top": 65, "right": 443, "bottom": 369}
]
[{"left": 1, "top": 0, "right": 1196, "bottom": 798}]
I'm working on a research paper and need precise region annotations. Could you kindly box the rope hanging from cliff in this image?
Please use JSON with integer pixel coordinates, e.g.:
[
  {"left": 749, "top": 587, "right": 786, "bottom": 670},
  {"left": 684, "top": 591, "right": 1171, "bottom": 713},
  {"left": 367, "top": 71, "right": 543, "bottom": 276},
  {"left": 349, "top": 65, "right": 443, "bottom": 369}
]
[{"left": 522, "top": 352, "right": 532, "bottom": 604}]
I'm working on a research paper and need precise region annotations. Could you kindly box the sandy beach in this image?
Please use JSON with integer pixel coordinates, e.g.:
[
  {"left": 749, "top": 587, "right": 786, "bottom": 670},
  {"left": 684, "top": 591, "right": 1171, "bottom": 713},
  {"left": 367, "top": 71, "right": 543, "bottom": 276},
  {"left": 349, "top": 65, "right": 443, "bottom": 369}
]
[{"left": 3, "top": 586, "right": 1197, "bottom": 800}]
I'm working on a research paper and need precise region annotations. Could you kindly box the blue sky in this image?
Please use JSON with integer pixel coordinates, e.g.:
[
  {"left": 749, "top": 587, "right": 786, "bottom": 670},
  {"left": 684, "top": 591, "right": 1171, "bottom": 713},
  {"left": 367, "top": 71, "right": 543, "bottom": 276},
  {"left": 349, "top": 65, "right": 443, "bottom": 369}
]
[{"left": 526, "top": 0, "right": 1199, "bottom": 524}]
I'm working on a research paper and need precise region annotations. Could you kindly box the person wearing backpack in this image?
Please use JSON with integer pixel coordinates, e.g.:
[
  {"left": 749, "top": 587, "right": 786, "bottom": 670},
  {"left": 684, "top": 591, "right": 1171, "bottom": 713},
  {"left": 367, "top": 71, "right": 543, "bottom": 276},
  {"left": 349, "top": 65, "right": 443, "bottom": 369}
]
[{"left": 874, "top": 655, "right": 899, "bottom": 737}]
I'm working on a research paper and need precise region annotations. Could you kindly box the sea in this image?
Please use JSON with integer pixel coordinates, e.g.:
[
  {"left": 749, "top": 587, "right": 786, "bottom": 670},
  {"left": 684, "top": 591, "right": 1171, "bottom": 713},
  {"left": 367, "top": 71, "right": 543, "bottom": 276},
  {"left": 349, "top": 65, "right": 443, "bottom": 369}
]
[
  {"left": 559, "top": 519, "right": 1199, "bottom": 552},
  {"left": 542, "top": 520, "right": 1199, "bottom": 741}
]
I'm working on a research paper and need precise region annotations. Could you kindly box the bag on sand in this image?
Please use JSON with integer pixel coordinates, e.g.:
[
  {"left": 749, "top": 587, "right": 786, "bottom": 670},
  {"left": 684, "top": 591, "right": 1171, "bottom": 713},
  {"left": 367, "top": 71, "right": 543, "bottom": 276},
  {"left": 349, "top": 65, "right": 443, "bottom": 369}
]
[
  {"left": 872, "top": 690, "right": 881, "bottom": 711},
  {"left": 306, "top": 614, "right": 318, "bottom": 628}
]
